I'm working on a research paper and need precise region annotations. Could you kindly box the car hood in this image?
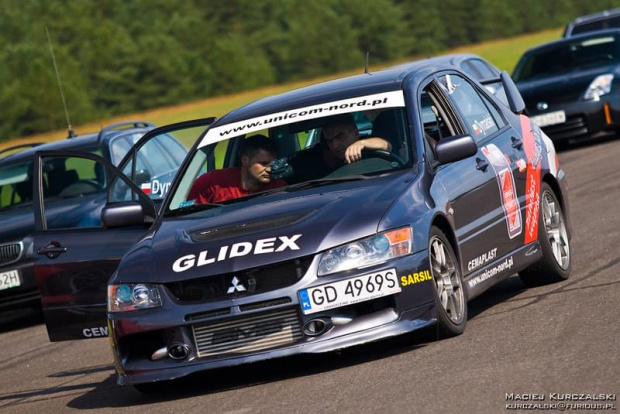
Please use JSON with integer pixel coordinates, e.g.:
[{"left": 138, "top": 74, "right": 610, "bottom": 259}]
[
  {"left": 117, "top": 172, "right": 415, "bottom": 283},
  {"left": 516, "top": 63, "right": 620, "bottom": 113}
]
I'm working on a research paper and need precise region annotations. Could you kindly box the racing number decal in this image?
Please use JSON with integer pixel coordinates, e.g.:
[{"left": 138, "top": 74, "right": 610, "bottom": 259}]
[
  {"left": 520, "top": 116, "right": 543, "bottom": 244},
  {"left": 481, "top": 144, "right": 522, "bottom": 239}
]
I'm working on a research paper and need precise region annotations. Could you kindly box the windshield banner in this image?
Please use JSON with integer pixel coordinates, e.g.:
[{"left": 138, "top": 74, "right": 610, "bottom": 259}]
[{"left": 199, "top": 90, "right": 406, "bottom": 148}]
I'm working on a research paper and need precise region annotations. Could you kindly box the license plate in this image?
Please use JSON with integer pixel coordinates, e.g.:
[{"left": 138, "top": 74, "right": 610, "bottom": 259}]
[
  {"left": 531, "top": 110, "right": 566, "bottom": 127},
  {"left": 0, "top": 269, "right": 21, "bottom": 290},
  {"left": 298, "top": 268, "right": 400, "bottom": 315}
]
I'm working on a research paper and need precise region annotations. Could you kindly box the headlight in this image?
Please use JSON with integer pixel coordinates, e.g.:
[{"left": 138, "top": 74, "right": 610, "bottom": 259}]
[
  {"left": 108, "top": 283, "right": 162, "bottom": 312},
  {"left": 318, "top": 227, "right": 412, "bottom": 276},
  {"left": 584, "top": 74, "right": 613, "bottom": 100}
]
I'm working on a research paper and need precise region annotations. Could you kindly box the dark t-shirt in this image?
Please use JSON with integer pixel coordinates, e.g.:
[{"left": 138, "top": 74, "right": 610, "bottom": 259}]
[
  {"left": 287, "top": 145, "right": 343, "bottom": 183},
  {"left": 187, "top": 167, "right": 287, "bottom": 204}
]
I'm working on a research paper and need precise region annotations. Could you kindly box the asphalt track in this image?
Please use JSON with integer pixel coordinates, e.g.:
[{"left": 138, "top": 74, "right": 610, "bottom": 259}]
[{"left": 1, "top": 137, "right": 619, "bottom": 414}]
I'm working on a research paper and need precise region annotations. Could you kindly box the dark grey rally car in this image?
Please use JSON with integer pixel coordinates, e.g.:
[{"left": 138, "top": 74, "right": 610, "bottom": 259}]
[
  {"left": 513, "top": 29, "right": 620, "bottom": 144},
  {"left": 0, "top": 121, "right": 187, "bottom": 313},
  {"left": 32, "top": 59, "right": 572, "bottom": 390}
]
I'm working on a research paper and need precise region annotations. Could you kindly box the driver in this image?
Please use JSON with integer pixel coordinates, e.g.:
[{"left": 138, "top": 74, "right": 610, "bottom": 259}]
[{"left": 284, "top": 113, "right": 392, "bottom": 182}]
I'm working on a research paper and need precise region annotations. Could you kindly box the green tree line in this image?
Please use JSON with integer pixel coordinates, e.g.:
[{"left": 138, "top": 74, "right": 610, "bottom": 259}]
[{"left": 0, "top": 0, "right": 616, "bottom": 141}]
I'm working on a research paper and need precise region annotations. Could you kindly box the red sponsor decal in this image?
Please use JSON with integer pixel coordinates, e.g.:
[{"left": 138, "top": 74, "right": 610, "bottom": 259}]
[
  {"left": 482, "top": 144, "right": 522, "bottom": 239},
  {"left": 520, "top": 116, "right": 542, "bottom": 244},
  {"left": 499, "top": 169, "right": 520, "bottom": 234}
]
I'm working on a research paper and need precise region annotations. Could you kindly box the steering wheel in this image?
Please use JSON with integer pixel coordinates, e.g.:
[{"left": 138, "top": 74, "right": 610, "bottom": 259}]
[{"left": 362, "top": 149, "right": 406, "bottom": 166}]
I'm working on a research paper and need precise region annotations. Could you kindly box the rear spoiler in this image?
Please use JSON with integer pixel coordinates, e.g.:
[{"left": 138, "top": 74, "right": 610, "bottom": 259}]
[{"left": 479, "top": 72, "right": 526, "bottom": 115}]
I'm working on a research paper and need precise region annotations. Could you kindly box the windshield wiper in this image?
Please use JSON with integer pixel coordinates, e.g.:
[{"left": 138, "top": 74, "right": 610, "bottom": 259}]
[{"left": 165, "top": 201, "right": 224, "bottom": 217}]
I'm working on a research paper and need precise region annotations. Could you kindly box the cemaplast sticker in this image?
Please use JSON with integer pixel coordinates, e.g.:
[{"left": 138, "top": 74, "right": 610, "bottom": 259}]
[{"left": 198, "top": 90, "right": 406, "bottom": 148}]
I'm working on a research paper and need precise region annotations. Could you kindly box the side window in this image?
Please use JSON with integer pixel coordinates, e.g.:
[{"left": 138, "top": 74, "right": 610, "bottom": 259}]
[
  {"left": 0, "top": 162, "right": 32, "bottom": 208},
  {"left": 43, "top": 156, "right": 106, "bottom": 229},
  {"left": 420, "top": 88, "right": 454, "bottom": 150},
  {"left": 469, "top": 59, "right": 497, "bottom": 79},
  {"left": 438, "top": 74, "right": 499, "bottom": 142}
]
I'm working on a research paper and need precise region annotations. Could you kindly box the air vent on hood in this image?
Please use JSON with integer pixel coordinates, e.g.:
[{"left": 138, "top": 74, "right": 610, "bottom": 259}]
[{"left": 192, "top": 211, "right": 312, "bottom": 242}]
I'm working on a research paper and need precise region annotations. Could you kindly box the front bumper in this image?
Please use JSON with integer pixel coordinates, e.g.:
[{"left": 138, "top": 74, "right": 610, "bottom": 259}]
[
  {"left": 531, "top": 94, "right": 620, "bottom": 142},
  {"left": 109, "top": 249, "right": 436, "bottom": 385},
  {"left": 0, "top": 257, "right": 40, "bottom": 311}
]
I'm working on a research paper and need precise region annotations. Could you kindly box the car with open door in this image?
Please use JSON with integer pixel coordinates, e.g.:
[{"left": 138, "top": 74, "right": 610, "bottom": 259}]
[
  {"left": 33, "top": 61, "right": 571, "bottom": 391},
  {"left": 0, "top": 121, "right": 188, "bottom": 314},
  {"left": 31, "top": 119, "right": 213, "bottom": 339}
]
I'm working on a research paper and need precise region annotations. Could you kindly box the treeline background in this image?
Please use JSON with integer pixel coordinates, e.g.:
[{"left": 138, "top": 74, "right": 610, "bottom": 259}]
[{"left": 1, "top": 0, "right": 617, "bottom": 142}]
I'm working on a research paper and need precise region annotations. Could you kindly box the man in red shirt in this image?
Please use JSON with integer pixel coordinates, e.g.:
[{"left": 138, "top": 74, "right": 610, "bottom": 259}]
[{"left": 187, "top": 135, "right": 287, "bottom": 204}]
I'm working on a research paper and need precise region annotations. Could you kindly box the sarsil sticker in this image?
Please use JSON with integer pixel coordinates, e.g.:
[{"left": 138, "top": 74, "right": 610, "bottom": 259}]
[
  {"left": 199, "top": 90, "right": 406, "bottom": 148},
  {"left": 482, "top": 144, "right": 522, "bottom": 239}
]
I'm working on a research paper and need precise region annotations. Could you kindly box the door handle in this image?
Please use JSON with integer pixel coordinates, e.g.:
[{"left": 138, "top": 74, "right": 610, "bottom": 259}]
[
  {"left": 37, "top": 242, "right": 67, "bottom": 259},
  {"left": 511, "top": 136, "right": 523, "bottom": 150},
  {"left": 475, "top": 157, "right": 489, "bottom": 172}
]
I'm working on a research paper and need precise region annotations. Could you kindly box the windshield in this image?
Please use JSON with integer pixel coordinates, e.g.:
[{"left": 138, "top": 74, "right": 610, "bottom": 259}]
[
  {"left": 167, "top": 91, "right": 412, "bottom": 215},
  {"left": 513, "top": 34, "right": 620, "bottom": 82}
]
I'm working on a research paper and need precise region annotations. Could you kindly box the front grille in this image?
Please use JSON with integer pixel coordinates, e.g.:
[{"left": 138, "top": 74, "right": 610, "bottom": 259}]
[
  {"left": 543, "top": 115, "right": 587, "bottom": 141},
  {"left": 192, "top": 307, "right": 302, "bottom": 358},
  {"left": 166, "top": 257, "right": 312, "bottom": 303},
  {"left": 0, "top": 243, "right": 22, "bottom": 266}
]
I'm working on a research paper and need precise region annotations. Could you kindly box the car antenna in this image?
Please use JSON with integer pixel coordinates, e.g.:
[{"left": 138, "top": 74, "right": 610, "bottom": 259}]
[
  {"left": 364, "top": 51, "right": 371, "bottom": 75},
  {"left": 45, "top": 26, "right": 76, "bottom": 138}
]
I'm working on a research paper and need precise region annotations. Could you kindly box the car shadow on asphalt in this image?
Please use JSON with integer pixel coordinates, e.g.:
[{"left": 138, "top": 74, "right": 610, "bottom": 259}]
[
  {"left": 0, "top": 306, "right": 43, "bottom": 333},
  {"left": 63, "top": 277, "right": 536, "bottom": 408},
  {"left": 64, "top": 326, "right": 439, "bottom": 408},
  {"left": 467, "top": 275, "right": 527, "bottom": 320}
]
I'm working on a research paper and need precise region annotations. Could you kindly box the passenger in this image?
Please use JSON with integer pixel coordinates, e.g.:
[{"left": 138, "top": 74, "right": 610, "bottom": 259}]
[
  {"left": 286, "top": 113, "right": 392, "bottom": 182},
  {"left": 187, "top": 134, "right": 286, "bottom": 204}
]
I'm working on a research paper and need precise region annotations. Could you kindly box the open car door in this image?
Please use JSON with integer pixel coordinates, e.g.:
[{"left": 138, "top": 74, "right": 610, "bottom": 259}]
[{"left": 32, "top": 119, "right": 213, "bottom": 341}]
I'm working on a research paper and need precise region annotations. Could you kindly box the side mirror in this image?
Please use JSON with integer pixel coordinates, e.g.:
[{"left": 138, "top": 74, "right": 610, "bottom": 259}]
[
  {"left": 500, "top": 71, "right": 526, "bottom": 115},
  {"left": 102, "top": 201, "right": 150, "bottom": 228},
  {"left": 435, "top": 134, "right": 477, "bottom": 165}
]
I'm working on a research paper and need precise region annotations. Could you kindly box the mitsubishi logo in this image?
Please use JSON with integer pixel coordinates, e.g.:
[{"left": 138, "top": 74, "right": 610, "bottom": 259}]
[{"left": 227, "top": 276, "right": 246, "bottom": 294}]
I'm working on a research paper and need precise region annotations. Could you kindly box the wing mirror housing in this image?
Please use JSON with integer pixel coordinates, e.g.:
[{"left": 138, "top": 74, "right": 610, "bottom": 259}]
[
  {"left": 435, "top": 134, "right": 477, "bottom": 165},
  {"left": 102, "top": 201, "right": 151, "bottom": 228},
  {"left": 500, "top": 71, "right": 526, "bottom": 115}
]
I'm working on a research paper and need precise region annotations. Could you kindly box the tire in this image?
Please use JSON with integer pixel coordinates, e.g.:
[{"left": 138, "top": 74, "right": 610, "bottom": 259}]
[
  {"left": 519, "top": 182, "right": 571, "bottom": 287},
  {"left": 428, "top": 227, "right": 467, "bottom": 338}
]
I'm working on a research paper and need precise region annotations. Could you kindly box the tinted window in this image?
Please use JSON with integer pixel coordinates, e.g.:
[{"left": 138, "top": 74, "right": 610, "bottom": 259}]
[
  {"left": 513, "top": 34, "right": 620, "bottom": 81},
  {"left": 438, "top": 74, "right": 499, "bottom": 142},
  {"left": 43, "top": 156, "right": 106, "bottom": 229},
  {"left": 469, "top": 59, "right": 497, "bottom": 78},
  {"left": 0, "top": 161, "right": 32, "bottom": 209}
]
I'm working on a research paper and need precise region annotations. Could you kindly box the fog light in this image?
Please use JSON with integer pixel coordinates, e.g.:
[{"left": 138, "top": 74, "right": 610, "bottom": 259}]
[
  {"left": 167, "top": 343, "right": 190, "bottom": 360},
  {"left": 303, "top": 318, "right": 333, "bottom": 336}
]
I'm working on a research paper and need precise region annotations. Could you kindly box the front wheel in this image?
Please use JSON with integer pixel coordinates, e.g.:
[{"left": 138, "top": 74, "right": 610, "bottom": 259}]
[
  {"left": 519, "top": 182, "right": 571, "bottom": 287},
  {"left": 429, "top": 227, "right": 467, "bottom": 338}
]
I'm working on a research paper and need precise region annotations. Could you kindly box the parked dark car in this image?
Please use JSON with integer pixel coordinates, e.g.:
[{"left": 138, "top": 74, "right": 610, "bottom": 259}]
[
  {"left": 0, "top": 121, "right": 188, "bottom": 313},
  {"left": 513, "top": 29, "right": 620, "bottom": 144},
  {"left": 563, "top": 8, "right": 620, "bottom": 37},
  {"left": 32, "top": 60, "right": 571, "bottom": 392}
]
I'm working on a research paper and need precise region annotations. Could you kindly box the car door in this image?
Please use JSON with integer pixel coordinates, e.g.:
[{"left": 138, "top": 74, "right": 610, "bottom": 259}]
[
  {"left": 32, "top": 120, "right": 213, "bottom": 341},
  {"left": 426, "top": 73, "right": 524, "bottom": 277}
]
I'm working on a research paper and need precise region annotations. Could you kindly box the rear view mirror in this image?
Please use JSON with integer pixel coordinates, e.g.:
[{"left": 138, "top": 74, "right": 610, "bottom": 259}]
[
  {"left": 435, "top": 134, "right": 477, "bottom": 165},
  {"left": 102, "top": 202, "right": 150, "bottom": 228}
]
